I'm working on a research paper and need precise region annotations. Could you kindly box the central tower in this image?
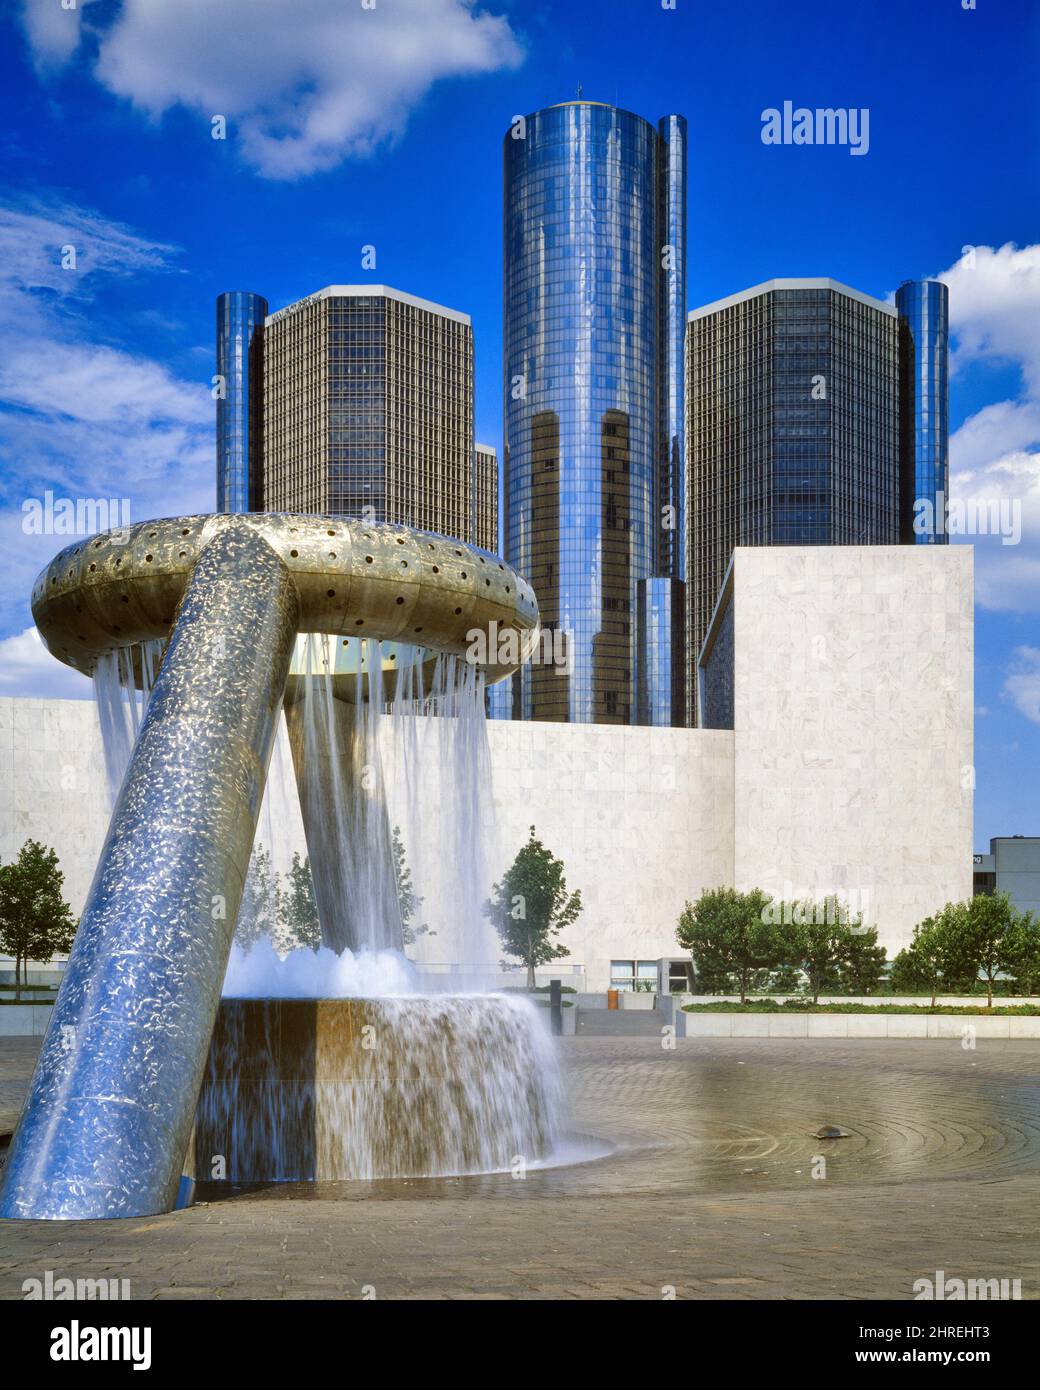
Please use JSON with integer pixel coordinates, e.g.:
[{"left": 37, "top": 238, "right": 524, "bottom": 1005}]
[{"left": 502, "top": 101, "right": 686, "bottom": 725}]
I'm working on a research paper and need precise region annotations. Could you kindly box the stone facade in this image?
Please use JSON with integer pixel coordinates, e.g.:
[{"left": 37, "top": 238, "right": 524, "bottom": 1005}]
[{"left": 0, "top": 547, "right": 974, "bottom": 987}]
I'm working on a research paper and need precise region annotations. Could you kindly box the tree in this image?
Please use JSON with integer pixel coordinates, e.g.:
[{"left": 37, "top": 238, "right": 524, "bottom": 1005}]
[
  {"left": 0, "top": 840, "right": 78, "bottom": 1001},
  {"left": 1010, "top": 912, "right": 1040, "bottom": 995},
  {"left": 890, "top": 915, "right": 950, "bottom": 1006},
  {"left": 947, "top": 892, "right": 1029, "bottom": 1007},
  {"left": 838, "top": 926, "right": 888, "bottom": 996},
  {"left": 677, "top": 887, "right": 779, "bottom": 1003},
  {"left": 391, "top": 825, "right": 432, "bottom": 949},
  {"left": 484, "top": 826, "right": 581, "bottom": 988},
  {"left": 235, "top": 844, "right": 280, "bottom": 949},
  {"left": 279, "top": 852, "right": 321, "bottom": 952}
]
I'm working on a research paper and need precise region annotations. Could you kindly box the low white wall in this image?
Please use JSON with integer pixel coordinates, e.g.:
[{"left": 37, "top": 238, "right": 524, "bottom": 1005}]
[{"left": 678, "top": 1012, "right": 1040, "bottom": 1039}]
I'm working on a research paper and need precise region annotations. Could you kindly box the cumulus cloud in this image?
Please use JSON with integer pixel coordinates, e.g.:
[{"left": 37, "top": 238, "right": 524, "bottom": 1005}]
[
  {"left": 0, "top": 626, "right": 93, "bottom": 699},
  {"left": 22, "top": 0, "right": 524, "bottom": 179},
  {"left": 934, "top": 243, "right": 1040, "bottom": 615},
  {"left": 19, "top": 0, "right": 96, "bottom": 72},
  {"left": 0, "top": 196, "right": 214, "bottom": 677},
  {"left": 1004, "top": 647, "right": 1040, "bottom": 725},
  {"left": 940, "top": 242, "right": 1040, "bottom": 394}
]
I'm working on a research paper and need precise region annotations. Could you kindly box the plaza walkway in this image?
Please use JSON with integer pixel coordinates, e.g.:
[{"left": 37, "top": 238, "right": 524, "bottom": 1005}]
[{"left": 2, "top": 1034, "right": 1039, "bottom": 1299}]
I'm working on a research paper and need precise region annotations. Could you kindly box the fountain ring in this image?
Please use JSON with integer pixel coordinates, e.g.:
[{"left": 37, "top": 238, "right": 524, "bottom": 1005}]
[{"left": 31, "top": 512, "right": 539, "bottom": 683}]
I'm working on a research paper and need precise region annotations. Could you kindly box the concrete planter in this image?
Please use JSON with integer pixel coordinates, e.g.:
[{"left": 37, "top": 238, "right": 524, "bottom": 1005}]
[
  {"left": 0, "top": 1004, "right": 54, "bottom": 1036},
  {"left": 620, "top": 992, "right": 657, "bottom": 1011},
  {"left": 679, "top": 1012, "right": 1040, "bottom": 1039},
  {"left": 533, "top": 1002, "right": 577, "bottom": 1036}
]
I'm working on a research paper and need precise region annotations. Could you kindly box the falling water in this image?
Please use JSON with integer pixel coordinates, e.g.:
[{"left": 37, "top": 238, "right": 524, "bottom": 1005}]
[
  {"left": 196, "top": 995, "right": 563, "bottom": 1181},
  {"left": 92, "top": 640, "right": 164, "bottom": 807},
  {"left": 93, "top": 630, "right": 568, "bottom": 1182}
]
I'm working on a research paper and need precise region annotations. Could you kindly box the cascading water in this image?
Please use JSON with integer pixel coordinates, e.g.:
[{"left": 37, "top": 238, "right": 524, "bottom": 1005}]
[
  {"left": 92, "top": 640, "right": 164, "bottom": 807},
  {"left": 196, "top": 995, "right": 563, "bottom": 1181},
  {"left": 93, "top": 630, "right": 568, "bottom": 1184}
]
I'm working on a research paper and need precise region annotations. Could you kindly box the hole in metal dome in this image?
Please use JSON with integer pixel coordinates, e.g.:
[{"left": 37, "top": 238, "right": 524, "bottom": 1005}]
[
  {"left": 365, "top": 556, "right": 374, "bottom": 564},
  {"left": 395, "top": 597, "right": 405, "bottom": 605},
  {"left": 454, "top": 607, "right": 462, "bottom": 615},
  {"left": 290, "top": 549, "right": 299, "bottom": 558},
  {"left": 327, "top": 590, "right": 335, "bottom": 598}
]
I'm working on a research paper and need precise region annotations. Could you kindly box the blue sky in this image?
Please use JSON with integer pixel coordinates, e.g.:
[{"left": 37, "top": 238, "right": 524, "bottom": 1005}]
[{"left": 0, "top": 0, "right": 1038, "bottom": 849}]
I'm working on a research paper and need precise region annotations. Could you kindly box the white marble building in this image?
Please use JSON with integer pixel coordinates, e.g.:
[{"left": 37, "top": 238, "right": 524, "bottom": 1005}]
[{"left": 0, "top": 547, "right": 973, "bottom": 990}]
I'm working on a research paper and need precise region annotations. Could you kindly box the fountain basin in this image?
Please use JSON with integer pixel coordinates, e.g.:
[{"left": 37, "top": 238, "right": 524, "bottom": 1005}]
[{"left": 195, "top": 996, "right": 563, "bottom": 1183}]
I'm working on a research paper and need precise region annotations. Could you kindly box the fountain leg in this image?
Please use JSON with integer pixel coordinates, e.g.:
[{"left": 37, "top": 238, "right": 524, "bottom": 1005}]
[{"left": 0, "top": 528, "right": 300, "bottom": 1219}]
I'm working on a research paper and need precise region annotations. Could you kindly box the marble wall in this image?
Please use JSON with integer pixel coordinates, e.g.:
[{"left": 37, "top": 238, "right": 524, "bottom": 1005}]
[
  {"left": 727, "top": 545, "right": 974, "bottom": 956},
  {"left": 0, "top": 545, "right": 974, "bottom": 986}
]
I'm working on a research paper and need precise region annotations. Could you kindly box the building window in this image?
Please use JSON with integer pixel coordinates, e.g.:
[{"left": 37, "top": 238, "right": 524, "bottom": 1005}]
[{"left": 610, "top": 960, "right": 658, "bottom": 992}]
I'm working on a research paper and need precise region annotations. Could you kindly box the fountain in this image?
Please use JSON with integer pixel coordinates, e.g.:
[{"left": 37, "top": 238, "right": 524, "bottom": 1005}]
[{"left": 0, "top": 513, "right": 555, "bottom": 1220}]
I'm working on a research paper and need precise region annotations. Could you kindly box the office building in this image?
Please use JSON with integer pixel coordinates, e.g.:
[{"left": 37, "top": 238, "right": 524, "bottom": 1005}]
[
  {"left": 686, "top": 277, "right": 911, "bottom": 720},
  {"left": 502, "top": 101, "right": 687, "bottom": 726},
  {"left": 215, "top": 284, "right": 496, "bottom": 550},
  {"left": 973, "top": 837, "right": 1040, "bottom": 919},
  {"left": 474, "top": 442, "right": 499, "bottom": 554},
  {"left": 215, "top": 291, "right": 268, "bottom": 512},
  {"left": 896, "top": 279, "right": 950, "bottom": 544}
]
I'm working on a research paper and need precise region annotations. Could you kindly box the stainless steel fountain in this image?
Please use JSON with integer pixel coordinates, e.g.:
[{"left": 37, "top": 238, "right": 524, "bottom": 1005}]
[{"left": 0, "top": 514, "right": 537, "bottom": 1220}]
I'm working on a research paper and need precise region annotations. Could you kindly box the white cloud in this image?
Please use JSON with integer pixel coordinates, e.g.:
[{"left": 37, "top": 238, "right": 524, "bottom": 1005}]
[
  {"left": 19, "top": 0, "right": 96, "bottom": 72},
  {"left": 0, "top": 196, "right": 214, "bottom": 642},
  {"left": 23, "top": 0, "right": 524, "bottom": 180},
  {"left": 936, "top": 243, "right": 1040, "bottom": 614},
  {"left": 0, "top": 626, "right": 93, "bottom": 699},
  {"left": 940, "top": 242, "right": 1040, "bottom": 394},
  {"left": 1004, "top": 647, "right": 1040, "bottom": 725}
]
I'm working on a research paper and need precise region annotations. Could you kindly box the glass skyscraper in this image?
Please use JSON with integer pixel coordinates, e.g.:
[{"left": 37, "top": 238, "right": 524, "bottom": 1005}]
[
  {"left": 502, "top": 101, "right": 687, "bottom": 726},
  {"left": 686, "top": 278, "right": 902, "bottom": 721},
  {"left": 215, "top": 290, "right": 268, "bottom": 513},
  {"left": 896, "top": 279, "right": 950, "bottom": 544}
]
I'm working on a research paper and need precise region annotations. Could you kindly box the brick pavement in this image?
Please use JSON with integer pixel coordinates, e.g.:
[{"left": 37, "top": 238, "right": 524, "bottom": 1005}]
[{"left": 2, "top": 1035, "right": 1038, "bottom": 1300}]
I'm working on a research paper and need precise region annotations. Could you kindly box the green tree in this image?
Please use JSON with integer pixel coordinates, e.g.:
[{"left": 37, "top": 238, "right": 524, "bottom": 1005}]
[
  {"left": 839, "top": 926, "right": 888, "bottom": 996},
  {"left": 946, "top": 892, "right": 1029, "bottom": 1007},
  {"left": 279, "top": 852, "right": 321, "bottom": 952},
  {"left": 889, "top": 916, "right": 948, "bottom": 1006},
  {"left": 484, "top": 826, "right": 581, "bottom": 988},
  {"left": 392, "top": 825, "right": 432, "bottom": 949},
  {"left": 0, "top": 840, "right": 78, "bottom": 1001},
  {"left": 1010, "top": 912, "right": 1040, "bottom": 995},
  {"left": 235, "top": 844, "right": 280, "bottom": 949},
  {"left": 677, "top": 887, "right": 779, "bottom": 1003}
]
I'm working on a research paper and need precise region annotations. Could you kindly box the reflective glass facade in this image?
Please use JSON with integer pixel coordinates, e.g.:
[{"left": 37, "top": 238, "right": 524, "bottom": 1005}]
[
  {"left": 216, "top": 291, "right": 268, "bottom": 512},
  {"left": 686, "top": 279, "right": 901, "bottom": 720},
  {"left": 503, "top": 102, "right": 686, "bottom": 726},
  {"left": 896, "top": 279, "right": 949, "bottom": 544}
]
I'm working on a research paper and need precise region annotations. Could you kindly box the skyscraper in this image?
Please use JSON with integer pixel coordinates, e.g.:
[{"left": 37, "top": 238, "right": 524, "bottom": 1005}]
[
  {"left": 215, "top": 291, "right": 268, "bottom": 512},
  {"left": 262, "top": 285, "right": 491, "bottom": 545},
  {"left": 896, "top": 279, "right": 950, "bottom": 544},
  {"left": 474, "top": 442, "right": 499, "bottom": 554},
  {"left": 502, "top": 101, "right": 687, "bottom": 726},
  {"left": 685, "top": 277, "right": 903, "bottom": 720}
]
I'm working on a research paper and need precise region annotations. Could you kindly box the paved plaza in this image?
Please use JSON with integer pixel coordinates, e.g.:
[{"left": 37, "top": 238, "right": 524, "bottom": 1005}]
[{"left": 2, "top": 1033, "right": 1039, "bottom": 1300}]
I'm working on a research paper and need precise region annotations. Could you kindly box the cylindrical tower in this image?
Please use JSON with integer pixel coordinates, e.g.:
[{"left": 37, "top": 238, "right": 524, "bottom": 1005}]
[
  {"left": 503, "top": 101, "right": 686, "bottom": 726},
  {"left": 216, "top": 290, "right": 268, "bottom": 513},
  {"left": 896, "top": 279, "right": 950, "bottom": 544}
]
